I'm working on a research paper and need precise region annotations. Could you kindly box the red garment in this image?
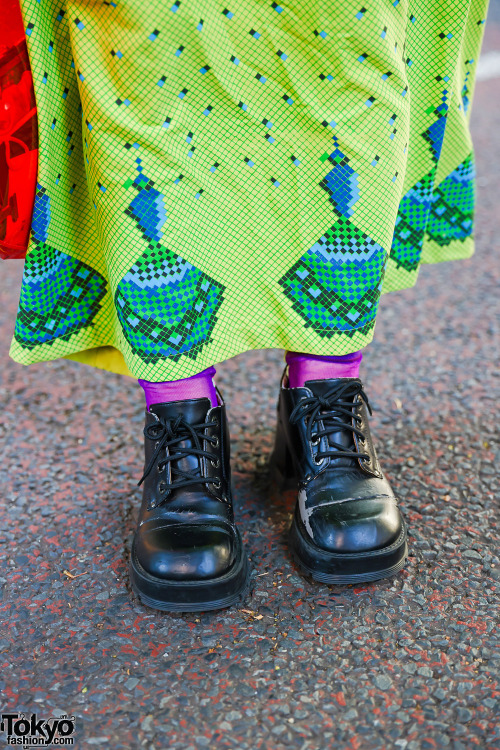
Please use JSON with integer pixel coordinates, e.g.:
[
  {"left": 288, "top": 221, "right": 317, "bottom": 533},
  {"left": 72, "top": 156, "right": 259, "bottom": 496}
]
[{"left": 0, "top": 0, "right": 38, "bottom": 260}]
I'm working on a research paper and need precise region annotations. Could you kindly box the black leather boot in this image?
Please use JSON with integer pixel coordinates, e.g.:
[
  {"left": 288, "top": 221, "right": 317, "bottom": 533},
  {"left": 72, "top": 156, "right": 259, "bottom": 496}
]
[
  {"left": 129, "top": 394, "right": 250, "bottom": 612},
  {"left": 271, "top": 374, "right": 408, "bottom": 583}
]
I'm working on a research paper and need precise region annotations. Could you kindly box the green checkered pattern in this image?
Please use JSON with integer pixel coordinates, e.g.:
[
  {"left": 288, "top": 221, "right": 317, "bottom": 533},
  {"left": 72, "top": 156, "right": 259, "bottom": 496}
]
[{"left": 10, "top": 0, "right": 488, "bottom": 380}]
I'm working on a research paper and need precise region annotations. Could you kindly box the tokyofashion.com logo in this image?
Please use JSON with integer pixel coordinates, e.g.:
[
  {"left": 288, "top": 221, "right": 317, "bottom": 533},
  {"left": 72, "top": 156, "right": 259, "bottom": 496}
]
[{"left": 0, "top": 713, "right": 75, "bottom": 746}]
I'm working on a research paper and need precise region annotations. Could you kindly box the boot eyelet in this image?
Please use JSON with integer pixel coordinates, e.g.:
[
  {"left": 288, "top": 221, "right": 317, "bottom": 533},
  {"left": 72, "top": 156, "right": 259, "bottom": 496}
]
[
  {"left": 311, "top": 437, "right": 320, "bottom": 445},
  {"left": 314, "top": 456, "right": 323, "bottom": 465},
  {"left": 213, "top": 437, "right": 220, "bottom": 447},
  {"left": 213, "top": 480, "right": 221, "bottom": 489},
  {"left": 158, "top": 481, "right": 167, "bottom": 493},
  {"left": 157, "top": 463, "right": 164, "bottom": 473},
  {"left": 211, "top": 459, "right": 220, "bottom": 468}
]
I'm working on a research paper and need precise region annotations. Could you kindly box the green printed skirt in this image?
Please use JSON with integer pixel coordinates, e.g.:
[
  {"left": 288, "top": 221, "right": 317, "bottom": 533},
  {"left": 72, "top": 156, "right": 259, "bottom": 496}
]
[{"left": 10, "top": 0, "right": 487, "bottom": 380}]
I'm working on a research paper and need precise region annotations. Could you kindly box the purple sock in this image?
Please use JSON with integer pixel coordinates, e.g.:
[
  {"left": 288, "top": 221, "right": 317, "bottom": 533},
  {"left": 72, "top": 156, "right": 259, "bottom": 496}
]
[
  {"left": 286, "top": 350, "right": 363, "bottom": 388},
  {"left": 138, "top": 366, "right": 218, "bottom": 409}
]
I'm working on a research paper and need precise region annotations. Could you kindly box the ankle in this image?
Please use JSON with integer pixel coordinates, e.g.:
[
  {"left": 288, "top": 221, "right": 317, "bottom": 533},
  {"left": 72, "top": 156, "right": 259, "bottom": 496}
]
[
  {"left": 138, "top": 366, "right": 218, "bottom": 409},
  {"left": 285, "top": 350, "right": 363, "bottom": 388}
]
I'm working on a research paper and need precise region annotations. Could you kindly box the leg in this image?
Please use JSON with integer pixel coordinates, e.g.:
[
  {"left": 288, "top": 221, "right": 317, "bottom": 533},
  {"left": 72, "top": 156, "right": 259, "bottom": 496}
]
[
  {"left": 272, "top": 351, "right": 407, "bottom": 583},
  {"left": 130, "top": 368, "right": 250, "bottom": 612}
]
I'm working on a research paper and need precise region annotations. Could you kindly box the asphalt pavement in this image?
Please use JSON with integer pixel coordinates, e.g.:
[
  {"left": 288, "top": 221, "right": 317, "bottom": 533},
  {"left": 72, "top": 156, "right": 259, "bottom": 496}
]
[{"left": 0, "top": 15, "right": 499, "bottom": 750}]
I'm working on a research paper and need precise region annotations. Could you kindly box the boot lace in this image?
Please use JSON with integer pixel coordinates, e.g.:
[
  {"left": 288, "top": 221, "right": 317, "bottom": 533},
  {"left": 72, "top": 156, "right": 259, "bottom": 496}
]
[
  {"left": 289, "top": 380, "right": 372, "bottom": 463},
  {"left": 138, "top": 414, "right": 220, "bottom": 496}
]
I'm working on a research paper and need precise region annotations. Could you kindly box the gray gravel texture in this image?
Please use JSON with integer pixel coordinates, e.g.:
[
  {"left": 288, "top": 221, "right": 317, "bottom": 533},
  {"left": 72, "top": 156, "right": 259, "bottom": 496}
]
[{"left": 0, "top": 18, "right": 499, "bottom": 750}]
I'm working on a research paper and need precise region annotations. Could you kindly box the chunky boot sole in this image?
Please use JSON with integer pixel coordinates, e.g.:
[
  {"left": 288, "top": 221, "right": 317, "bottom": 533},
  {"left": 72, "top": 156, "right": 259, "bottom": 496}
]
[
  {"left": 288, "top": 510, "right": 408, "bottom": 584},
  {"left": 271, "top": 420, "right": 408, "bottom": 584},
  {"left": 129, "top": 532, "right": 250, "bottom": 613}
]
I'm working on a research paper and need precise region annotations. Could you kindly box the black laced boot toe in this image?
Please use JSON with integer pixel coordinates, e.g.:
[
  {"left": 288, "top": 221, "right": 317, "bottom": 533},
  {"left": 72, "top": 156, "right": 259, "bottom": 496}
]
[
  {"left": 129, "top": 394, "right": 250, "bottom": 612},
  {"left": 271, "top": 374, "right": 408, "bottom": 584}
]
